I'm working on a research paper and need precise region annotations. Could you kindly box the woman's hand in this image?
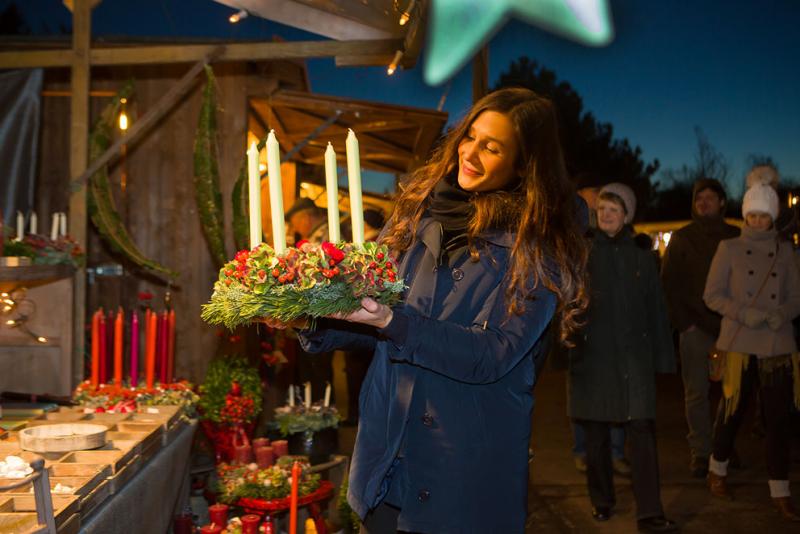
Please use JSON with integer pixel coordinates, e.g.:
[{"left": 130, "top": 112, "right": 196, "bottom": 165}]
[
  {"left": 331, "top": 298, "right": 393, "bottom": 329},
  {"left": 257, "top": 316, "right": 309, "bottom": 330}
]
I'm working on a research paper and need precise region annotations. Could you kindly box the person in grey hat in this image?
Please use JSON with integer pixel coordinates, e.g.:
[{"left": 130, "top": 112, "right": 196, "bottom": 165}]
[
  {"left": 661, "top": 178, "right": 740, "bottom": 477},
  {"left": 568, "top": 183, "right": 678, "bottom": 532}
]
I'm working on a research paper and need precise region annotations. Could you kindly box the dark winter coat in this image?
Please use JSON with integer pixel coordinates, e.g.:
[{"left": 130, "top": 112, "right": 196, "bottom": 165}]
[
  {"left": 568, "top": 229, "right": 675, "bottom": 422},
  {"left": 299, "top": 216, "right": 557, "bottom": 533},
  {"left": 661, "top": 217, "right": 739, "bottom": 337}
]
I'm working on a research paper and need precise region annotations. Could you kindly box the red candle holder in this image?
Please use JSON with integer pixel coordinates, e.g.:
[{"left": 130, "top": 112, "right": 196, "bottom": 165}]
[
  {"left": 208, "top": 503, "right": 229, "bottom": 527},
  {"left": 241, "top": 514, "right": 261, "bottom": 534}
]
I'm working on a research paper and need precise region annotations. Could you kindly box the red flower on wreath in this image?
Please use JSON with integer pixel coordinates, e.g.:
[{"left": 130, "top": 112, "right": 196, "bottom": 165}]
[
  {"left": 295, "top": 239, "right": 309, "bottom": 249},
  {"left": 321, "top": 241, "right": 345, "bottom": 264}
]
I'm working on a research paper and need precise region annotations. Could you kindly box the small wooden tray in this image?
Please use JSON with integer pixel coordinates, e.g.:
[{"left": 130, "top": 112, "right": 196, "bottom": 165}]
[
  {"left": 85, "top": 413, "right": 132, "bottom": 426},
  {"left": 58, "top": 451, "right": 131, "bottom": 474},
  {"left": 109, "top": 423, "right": 163, "bottom": 454},
  {"left": 106, "top": 454, "right": 142, "bottom": 494},
  {"left": 19, "top": 424, "right": 107, "bottom": 453},
  {"left": 78, "top": 478, "right": 110, "bottom": 518},
  {"left": 0, "top": 512, "right": 45, "bottom": 533},
  {"left": 0, "top": 494, "right": 80, "bottom": 530}
]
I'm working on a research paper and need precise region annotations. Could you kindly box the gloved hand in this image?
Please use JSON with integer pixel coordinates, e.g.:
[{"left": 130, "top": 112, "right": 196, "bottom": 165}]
[
  {"left": 738, "top": 307, "right": 768, "bottom": 328},
  {"left": 766, "top": 309, "right": 784, "bottom": 331}
]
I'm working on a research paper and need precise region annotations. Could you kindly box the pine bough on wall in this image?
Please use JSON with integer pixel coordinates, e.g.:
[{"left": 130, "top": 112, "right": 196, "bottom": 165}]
[{"left": 88, "top": 81, "right": 178, "bottom": 279}]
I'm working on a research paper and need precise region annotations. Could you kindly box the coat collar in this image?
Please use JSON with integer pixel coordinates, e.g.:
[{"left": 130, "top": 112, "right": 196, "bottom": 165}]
[{"left": 416, "top": 216, "right": 516, "bottom": 255}]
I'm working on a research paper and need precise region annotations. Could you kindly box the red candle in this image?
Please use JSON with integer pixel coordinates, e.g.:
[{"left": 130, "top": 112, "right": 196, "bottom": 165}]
[
  {"left": 253, "top": 437, "right": 270, "bottom": 449},
  {"left": 233, "top": 443, "right": 253, "bottom": 464},
  {"left": 98, "top": 311, "right": 107, "bottom": 384},
  {"left": 155, "top": 311, "right": 164, "bottom": 383},
  {"left": 207, "top": 503, "right": 228, "bottom": 527},
  {"left": 263, "top": 516, "right": 274, "bottom": 534},
  {"left": 272, "top": 440, "right": 288, "bottom": 458},
  {"left": 130, "top": 311, "right": 139, "bottom": 387},
  {"left": 91, "top": 310, "right": 100, "bottom": 387},
  {"left": 145, "top": 309, "right": 157, "bottom": 389},
  {"left": 114, "top": 308, "right": 123, "bottom": 386},
  {"left": 160, "top": 311, "right": 169, "bottom": 383},
  {"left": 241, "top": 514, "right": 261, "bottom": 534},
  {"left": 289, "top": 461, "right": 300, "bottom": 534},
  {"left": 167, "top": 309, "right": 176, "bottom": 383},
  {"left": 107, "top": 309, "right": 115, "bottom": 383},
  {"left": 255, "top": 446, "right": 274, "bottom": 468},
  {"left": 172, "top": 513, "right": 193, "bottom": 534},
  {"left": 199, "top": 525, "right": 222, "bottom": 534}
]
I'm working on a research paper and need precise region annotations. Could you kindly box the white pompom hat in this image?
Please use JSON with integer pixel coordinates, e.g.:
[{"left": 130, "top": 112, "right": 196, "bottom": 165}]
[
  {"left": 745, "top": 165, "right": 779, "bottom": 189},
  {"left": 742, "top": 183, "right": 778, "bottom": 221}
]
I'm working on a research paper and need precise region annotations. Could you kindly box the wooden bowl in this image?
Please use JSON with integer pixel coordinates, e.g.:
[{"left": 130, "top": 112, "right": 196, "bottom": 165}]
[{"left": 19, "top": 424, "right": 107, "bottom": 453}]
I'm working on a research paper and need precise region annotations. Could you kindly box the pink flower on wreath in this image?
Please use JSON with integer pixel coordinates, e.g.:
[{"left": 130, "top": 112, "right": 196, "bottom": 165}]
[{"left": 321, "top": 241, "right": 345, "bottom": 264}]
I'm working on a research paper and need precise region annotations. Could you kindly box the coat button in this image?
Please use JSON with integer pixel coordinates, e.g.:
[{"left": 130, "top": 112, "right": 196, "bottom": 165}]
[
  {"left": 771, "top": 294, "right": 776, "bottom": 299},
  {"left": 748, "top": 270, "right": 754, "bottom": 275},
  {"left": 418, "top": 489, "right": 431, "bottom": 502},
  {"left": 769, "top": 252, "right": 775, "bottom": 257},
  {"left": 746, "top": 250, "right": 752, "bottom": 255},
  {"left": 772, "top": 272, "right": 777, "bottom": 277},
  {"left": 421, "top": 413, "right": 434, "bottom": 427},
  {"left": 451, "top": 268, "right": 464, "bottom": 281}
]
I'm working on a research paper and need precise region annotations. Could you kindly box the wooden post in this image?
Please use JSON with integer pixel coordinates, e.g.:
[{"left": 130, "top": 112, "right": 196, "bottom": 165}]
[
  {"left": 472, "top": 45, "right": 489, "bottom": 103},
  {"left": 69, "top": 0, "right": 92, "bottom": 389}
]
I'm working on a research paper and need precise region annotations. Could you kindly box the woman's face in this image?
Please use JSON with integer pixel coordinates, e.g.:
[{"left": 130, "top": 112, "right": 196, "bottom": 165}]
[
  {"left": 457, "top": 111, "right": 519, "bottom": 192},
  {"left": 596, "top": 199, "right": 626, "bottom": 237},
  {"left": 745, "top": 211, "right": 773, "bottom": 231}
]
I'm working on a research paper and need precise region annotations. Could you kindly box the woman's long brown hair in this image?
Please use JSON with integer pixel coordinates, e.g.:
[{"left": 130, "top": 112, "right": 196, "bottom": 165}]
[{"left": 382, "top": 87, "right": 589, "bottom": 345}]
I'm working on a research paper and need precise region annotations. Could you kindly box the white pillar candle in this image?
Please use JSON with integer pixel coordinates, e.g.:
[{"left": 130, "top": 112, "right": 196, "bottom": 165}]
[
  {"left": 304, "top": 382, "right": 311, "bottom": 408},
  {"left": 324, "top": 143, "right": 341, "bottom": 243},
  {"left": 29, "top": 212, "right": 37, "bottom": 235},
  {"left": 346, "top": 129, "right": 364, "bottom": 246},
  {"left": 247, "top": 142, "right": 262, "bottom": 250},
  {"left": 266, "top": 130, "right": 286, "bottom": 254},
  {"left": 59, "top": 212, "right": 67, "bottom": 237},
  {"left": 289, "top": 385, "right": 295, "bottom": 407},
  {"left": 50, "top": 213, "right": 59, "bottom": 241},
  {"left": 323, "top": 382, "right": 331, "bottom": 408},
  {"left": 15, "top": 211, "right": 23, "bottom": 241}
]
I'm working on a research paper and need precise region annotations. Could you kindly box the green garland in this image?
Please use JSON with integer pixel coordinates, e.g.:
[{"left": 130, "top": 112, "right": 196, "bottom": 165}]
[
  {"left": 193, "top": 65, "right": 228, "bottom": 268},
  {"left": 198, "top": 354, "right": 263, "bottom": 424},
  {"left": 87, "top": 82, "right": 178, "bottom": 278},
  {"left": 216, "top": 457, "right": 320, "bottom": 503},
  {"left": 272, "top": 403, "right": 340, "bottom": 435}
]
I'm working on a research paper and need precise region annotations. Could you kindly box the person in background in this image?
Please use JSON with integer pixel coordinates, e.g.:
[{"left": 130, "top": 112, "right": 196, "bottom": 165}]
[
  {"left": 285, "top": 197, "right": 328, "bottom": 245},
  {"left": 342, "top": 207, "right": 386, "bottom": 425},
  {"left": 746, "top": 164, "right": 797, "bottom": 241},
  {"left": 568, "top": 183, "right": 678, "bottom": 533},
  {"left": 703, "top": 182, "right": 800, "bottom": 522},
  {"left": 661, "top": 178, "right": 739, "bottom": 477},
  {"left": 273, "top": 88, "right": 589, "bottom": 533}
]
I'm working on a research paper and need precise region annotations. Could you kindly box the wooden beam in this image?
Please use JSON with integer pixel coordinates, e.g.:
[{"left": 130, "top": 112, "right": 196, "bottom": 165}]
[
  {"left": 70, "top": 49, "right": 222, "bottom": 191},
  {"left": 69, "top": 0, "right": 91, "bottom": 390},
  {"left": 0, "top": 39, "right": 405, "bottom": 69}
]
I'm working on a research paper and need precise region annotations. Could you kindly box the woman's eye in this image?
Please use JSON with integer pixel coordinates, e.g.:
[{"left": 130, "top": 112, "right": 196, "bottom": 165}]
[{"left": 485, "top": 145, "right": 499, "bottom": 154}]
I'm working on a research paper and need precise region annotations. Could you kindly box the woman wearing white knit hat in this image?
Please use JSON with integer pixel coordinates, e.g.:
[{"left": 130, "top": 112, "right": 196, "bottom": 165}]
[{"left": 703, "top": 182, "right": 800, "bottom": 522}]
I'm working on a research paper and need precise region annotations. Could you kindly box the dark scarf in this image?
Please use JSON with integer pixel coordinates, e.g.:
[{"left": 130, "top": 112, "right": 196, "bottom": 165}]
[{"left": 428, "top": 174, "right": 474, "bottom": 254}]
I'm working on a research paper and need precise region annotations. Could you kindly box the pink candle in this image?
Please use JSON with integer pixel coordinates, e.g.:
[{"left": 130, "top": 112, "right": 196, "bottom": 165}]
[
  {"left": 241, "top": 515, "right": 260, "bottom": 534},
  {"left": 167, "top": 309, "right": 176, "bottom": 383},
  {"left": 255, "top": 446, "right": 274, "bottom": 468},
  {"left": 159, "top": 311, "right": 169, "bottom": 384},
  {"left": 233, "top": 443, "right": 253, "bottom": 464},
  {"left": 272, "top": 440, "right": 288, "bottom": 458},
  {"left": 130, "top": 311, "right": 139, "bottom": 387},
  {"left": 207, "top": 503, "right": 228, "bottom": 527}
]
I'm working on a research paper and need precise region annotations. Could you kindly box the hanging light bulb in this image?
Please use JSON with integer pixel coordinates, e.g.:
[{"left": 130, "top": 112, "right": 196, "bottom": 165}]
[
  {"left": 387, "top": 50, "right": 404, "bottom": 76},
  {"left": 398, "top": 0, "right": 415, "bottom": 25},
  {"left": 36, "top": 336, "right": 47, "bottom": 343},
  {"left": 229, "top": 9, "right": 248, "bottom": 23},
  {"left": 119, "top": 97, "right": 129, "bottom": 131}
]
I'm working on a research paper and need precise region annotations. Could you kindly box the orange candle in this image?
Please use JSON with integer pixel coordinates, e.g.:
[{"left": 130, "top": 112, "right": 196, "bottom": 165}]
[
  {"left": 90, "top": 310, "right": 100, "bottom": 387},
  {"left": 167, "top": 309, "right": 176, "bottom": 383},
  {"left": 145, "top": 309, "right": 157, "bottom": 389},
  {"left": 114, "top": 308, "right": 123, "bottom": 386},
  {"left": 289, "top": 461, "right": 300, "bottom": 534}
]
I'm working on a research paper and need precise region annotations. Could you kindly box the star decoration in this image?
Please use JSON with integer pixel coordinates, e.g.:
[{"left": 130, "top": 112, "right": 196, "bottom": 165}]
[{"left": 424, "top": 0, "right": 614, "bottom": 86}]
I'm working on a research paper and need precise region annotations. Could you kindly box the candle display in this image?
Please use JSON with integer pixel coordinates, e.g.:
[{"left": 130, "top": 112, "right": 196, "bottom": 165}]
[
  {"left": 50, "top": 214, "right": 59, "bottom": 241},
  {"left": 29, "top": 212, "right": 37, "bottom": 235},
  {"left": 247, "top": 141, "right": 262, "bottom": 250},
  {"left": 324, "top": 382, "right": 331, "bottom": 408},
  {"left": 304, "top": 382, "right": 311, "bottom": 408},
  {"left": 324, "top": 142, "right": 341, "bottom": 242},
  {"left": 289, "top": 461, "right": 300, "bottom": 534},
  {"left": 241, "top": 515, "right": 261, "bottom": 534},
  {"left": 199, "top": 524, "right": 222, "bottom": 534},
  {"left": 272, "top": 440, "right": 288, "bottom": 458},
  {"left": 207, "top": 503, "right": 229, "bottom": 527},
  {"left": 91, "top": 311, "right": 100, "bottom": 387},
  {"left": 253, "top": 437, "right": 270, "bottom": 449},
  {"left": 15, "top": 211, "right": 23, "bottom": 241},
  {"left": 255, "top": 446, "right": 274, "bottom": 468},
  {"left": 167, "top": 309, "right": 176, "bottom": 384},
  {"left": 233, "top": 443, "right": 253, "bottom": 464},
  {"left": 145, "top": 310, "right": 157, "bottom": 388},
  {"left": 130, "top": 311, "right": 139, "bottom": 387},
  {"left": 346, "top": 129, "right": 364, "bottom": 245},
  {"left": 98, "top": 312, "right": 107, "bottom": 384},
  {"left": 106, "top": 310, "right": 114, "bottom": 384},
  {"left": 266, "top": 130, "right": 286, "bottom": 254},
  {"left": 288, "top": 386, "right": 295, "bottom": 407},
  {"left": 59, "top": 212, "right": 67, "bottom": 236},
  {"left": 114, "top": 308, "right": 123, "bottom": 386}
]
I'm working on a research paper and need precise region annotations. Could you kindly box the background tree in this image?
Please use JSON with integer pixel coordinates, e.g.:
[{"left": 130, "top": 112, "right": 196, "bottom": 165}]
[{"left": 494, "top": 57, "right": 659, "bottom": 219}]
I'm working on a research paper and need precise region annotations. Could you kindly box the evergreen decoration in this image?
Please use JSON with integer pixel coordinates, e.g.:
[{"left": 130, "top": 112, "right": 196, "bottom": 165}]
[
  {"left": 88, "top": 82, "right": 178, "bottom": 278},
  {"left": 193, "top": 65, "right": 228, "bottom": 267},
  {"left": 198, "top": 354, "right": 263, "bottom": 424},
  {"left": 201, "top": 241, "right": 404, "bottom": 330},
  {"left": 336, "top": 477, "right": 361, "bottom": 533},
  {"left": 272, "top": 402, "right": 340, "bottom": 436},
  {"left": 216, "top": 457, "right": 320, "bottom": 503}
]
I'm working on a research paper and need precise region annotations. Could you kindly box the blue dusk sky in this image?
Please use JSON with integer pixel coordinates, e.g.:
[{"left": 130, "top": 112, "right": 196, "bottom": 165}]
[{"left": 8, "top": 0, "right": 800, "bottom": 198}]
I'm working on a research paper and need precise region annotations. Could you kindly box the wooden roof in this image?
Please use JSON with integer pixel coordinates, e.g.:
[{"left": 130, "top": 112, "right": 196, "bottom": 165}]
[{"left": 249, "top": 90, "right": 447, "bottom": 174}]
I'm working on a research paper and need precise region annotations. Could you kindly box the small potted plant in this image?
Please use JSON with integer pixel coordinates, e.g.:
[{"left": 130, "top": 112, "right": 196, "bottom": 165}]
[{"left": 199, "top": 354, "right": 263, "bottom": 462}]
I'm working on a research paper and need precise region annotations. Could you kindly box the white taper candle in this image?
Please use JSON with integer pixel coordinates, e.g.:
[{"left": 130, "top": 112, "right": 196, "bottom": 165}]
[
  {"left": 50, "top": 213, "right": 59, "bottom": 241},
  {"left": 15, "top": 211, "right": 23, "bottom": 241},
  {"left": 324, "top": 143, "right": 341, "bottom": 243},
  {"left": 345, "top": 129, "right": 364, "bottom": 246},
  {"left": 29, "top": 212, "right": 37, "bottom": 235},
  {"left": 266, "top": 130, "right": 286, "bottom": 254},
  {"left": 247, "top": 142, "right": 262, "bottom": 250},
  {"left": 59, "top": 212, "right": 67, "bottom": 237}
]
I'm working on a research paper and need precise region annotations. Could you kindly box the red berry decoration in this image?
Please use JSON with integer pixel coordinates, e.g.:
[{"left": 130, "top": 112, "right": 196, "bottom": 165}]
[
  {"left": 376, "top": 252, "right": 385, "bottom": 260},
  {"left": 230, "top": 382, "right": 242, "bottom": 396}
]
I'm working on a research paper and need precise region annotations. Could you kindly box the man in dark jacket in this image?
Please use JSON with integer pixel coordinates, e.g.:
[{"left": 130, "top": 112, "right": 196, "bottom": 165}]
[{"left": 661, "top": 178, "right": 740, "bottom": 477}]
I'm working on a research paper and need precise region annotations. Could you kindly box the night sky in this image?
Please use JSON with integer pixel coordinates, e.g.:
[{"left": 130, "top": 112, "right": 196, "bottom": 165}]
[{"left": 8, "top": 0, "right": 800, "bottom": 198}]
